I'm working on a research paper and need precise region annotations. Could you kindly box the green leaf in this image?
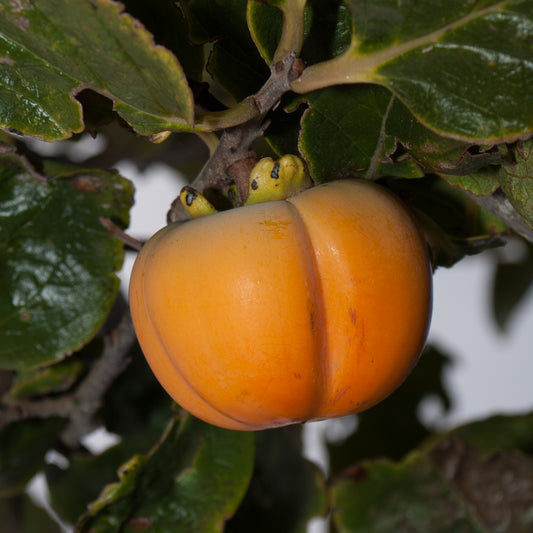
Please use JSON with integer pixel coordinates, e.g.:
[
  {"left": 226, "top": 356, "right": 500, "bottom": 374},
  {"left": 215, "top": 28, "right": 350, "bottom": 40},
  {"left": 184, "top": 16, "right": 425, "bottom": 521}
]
[
  {"left": 298, "top": 85, "right": 505, "bottom": 184},
  {"left": 0, "top": 151, "right": 133, "bottom": 370},
  {"left": 247, "top": 1, "right": 283, "bottom": 64},
  {"left": 77, "top": 415, "right": 254, "bottom": 533},
  {"left": 179, "top": 0, "right": 269, "bottom": 100},
  {"left": 294, "top": 0, "right": 533, "bottom": 143},
  {"left": 384, "top": 102, "right": 505, "bottom": 178},
  {"left": 0, "top": 417, "right": 65, "bottom": 497},
  {"left": 300, "top": 85, "right": 397, "bottom": 183},
  {"left": 497, "top": 141, "right": 533, "bottom": 229},
  {"left": 249, "top": 0, "right": 353, "bottom": 66},
  {"left": 440, "top": 171, "right": 501, "bottom": 197},
  {"left": 0, "top": 0, "right": 194, "bottom": 139},
  {"left": 332, "top": 412, "right": 533, "bottom": 533},
  {"left": 227, "top": 427, "right": 327, "bottom": 533},
  {"left": 122, "top": 0, "right": 205, "bottom": 82}
]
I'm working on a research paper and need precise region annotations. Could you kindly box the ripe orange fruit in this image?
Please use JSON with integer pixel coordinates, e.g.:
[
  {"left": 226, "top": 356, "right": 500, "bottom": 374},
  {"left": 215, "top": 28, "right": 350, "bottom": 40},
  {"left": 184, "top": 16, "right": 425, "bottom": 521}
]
[{"left": 129, "top": 179, "right": 432, "bottom": 430}]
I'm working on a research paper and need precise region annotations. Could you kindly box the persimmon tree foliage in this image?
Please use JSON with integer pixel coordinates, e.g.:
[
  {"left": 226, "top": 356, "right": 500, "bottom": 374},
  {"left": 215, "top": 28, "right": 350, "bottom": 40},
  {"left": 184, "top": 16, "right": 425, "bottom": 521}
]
[{"left": 0, "top": 0, "right": 533, "bottom": 531}]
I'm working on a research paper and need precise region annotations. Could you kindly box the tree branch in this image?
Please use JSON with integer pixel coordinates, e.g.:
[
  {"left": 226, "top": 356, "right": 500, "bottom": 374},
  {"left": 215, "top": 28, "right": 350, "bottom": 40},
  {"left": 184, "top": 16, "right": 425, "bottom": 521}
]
[
  {"left": 167, "top": 52, "right": 303, "bottom": 223},
  {"left": 60, "top": 310, "right": 135, "bottom": 447},
  {"left": 0, "top": 310, "right": 136, "bottom": 448}
]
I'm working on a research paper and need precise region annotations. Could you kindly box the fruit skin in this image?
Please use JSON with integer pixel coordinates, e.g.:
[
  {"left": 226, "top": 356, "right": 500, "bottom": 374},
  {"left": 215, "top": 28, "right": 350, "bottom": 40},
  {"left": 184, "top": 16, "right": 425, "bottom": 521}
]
[{"left": 129, "top": 179, "right": 432, "bottom": 431}]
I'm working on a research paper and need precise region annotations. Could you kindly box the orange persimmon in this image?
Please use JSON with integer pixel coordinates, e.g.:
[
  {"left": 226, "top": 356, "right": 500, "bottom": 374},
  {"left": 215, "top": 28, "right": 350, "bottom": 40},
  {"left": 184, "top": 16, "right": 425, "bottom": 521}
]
[{"left": 129, "top": 179, "right": 432, "bottom": 430}]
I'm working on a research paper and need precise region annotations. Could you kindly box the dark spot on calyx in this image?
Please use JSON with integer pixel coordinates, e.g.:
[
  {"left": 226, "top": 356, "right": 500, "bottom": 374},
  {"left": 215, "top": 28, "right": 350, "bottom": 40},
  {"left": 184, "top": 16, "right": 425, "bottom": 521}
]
[
  {"left": 270, "top": 161, "right": 280, "bottom": 180},
  {"left": 185, "top": 190, "right": 197, "bottom": 206},
  {"left": 251, "top": 178, "right": 259, "bottom": 190}
]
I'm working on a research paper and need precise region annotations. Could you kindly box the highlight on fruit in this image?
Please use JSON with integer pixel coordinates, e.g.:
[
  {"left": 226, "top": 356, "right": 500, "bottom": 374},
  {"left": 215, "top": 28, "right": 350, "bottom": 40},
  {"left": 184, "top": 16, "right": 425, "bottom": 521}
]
[{"left": 129, "top": 156, "right": 433, "bottom": 431}]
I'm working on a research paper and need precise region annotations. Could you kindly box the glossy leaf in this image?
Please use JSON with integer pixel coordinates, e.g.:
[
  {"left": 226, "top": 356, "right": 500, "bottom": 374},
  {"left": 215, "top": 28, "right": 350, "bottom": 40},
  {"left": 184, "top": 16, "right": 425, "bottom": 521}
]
[
  {"left": 295, "top": 0, "right": 533, "bottom": 143},
  {"left": 332, "top": 412, "right": 533, "bottom": 533},
  {"left": 300, "top": 85, "right": 397, "bottom": 183},
  {"left": 299, "top": 85, "right": 503, "bottom": 185},
  {"left": 77, "top": 415, "right": 254, "bottom": 532},
  {"left": 0, "top": 152, "right": 133, "bottom": 370},
  {"left": 0, "top": 0, "right": 193, "bottom": 140},
  {"left": 227, "top": 427, "right": 327, "bottom": 533},
  {"left": 0, "top": 417, "right": 65, "bottom": 497},
  {"left": 384, "top": 101, "right": 505, "bottom": 178}
]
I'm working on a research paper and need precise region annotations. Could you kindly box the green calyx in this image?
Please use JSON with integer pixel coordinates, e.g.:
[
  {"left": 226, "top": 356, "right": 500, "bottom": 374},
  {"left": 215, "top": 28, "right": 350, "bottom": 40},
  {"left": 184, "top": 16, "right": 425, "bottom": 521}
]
[
  {"left": 179, "top": 186, "right": 218, "bottom": 219},
  {"left": 244, "top": 155, "right": 313, "bottom": 205},
  {"left": 179, "top": 155, "right": 313, "bottom": 219}
]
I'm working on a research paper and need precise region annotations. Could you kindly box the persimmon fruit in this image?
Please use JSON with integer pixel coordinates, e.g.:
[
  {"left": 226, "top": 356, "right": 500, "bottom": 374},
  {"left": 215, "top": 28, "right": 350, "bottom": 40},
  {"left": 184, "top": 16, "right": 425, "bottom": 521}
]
[{"left": 129, "top": 177, "right": 432, "bottom": 431}]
